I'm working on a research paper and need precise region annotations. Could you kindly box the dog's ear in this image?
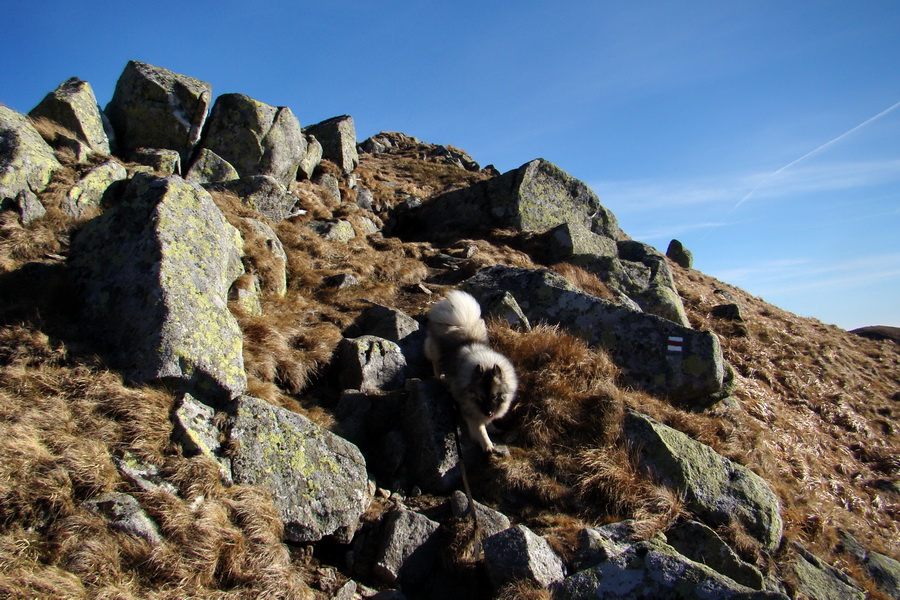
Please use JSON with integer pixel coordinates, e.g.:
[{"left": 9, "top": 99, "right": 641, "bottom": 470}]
[
  {"left": 491, "top": 364, "right": 502, "bottom": 378},
  {"left": 474, "top": 364, "right": 485, "bottom": 377}
]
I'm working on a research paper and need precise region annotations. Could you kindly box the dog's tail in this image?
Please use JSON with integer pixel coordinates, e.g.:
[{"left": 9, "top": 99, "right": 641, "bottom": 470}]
[{"left": 428, "top": 290, "right": 488, "bottom": 347}]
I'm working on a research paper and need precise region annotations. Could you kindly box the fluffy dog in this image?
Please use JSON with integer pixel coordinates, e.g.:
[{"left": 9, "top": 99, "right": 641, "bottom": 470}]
[{"left": 424, "top": 290, "right": 517, "bottom": 453}]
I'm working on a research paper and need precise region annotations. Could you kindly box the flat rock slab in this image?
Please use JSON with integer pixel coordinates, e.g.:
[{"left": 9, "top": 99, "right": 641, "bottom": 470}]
[{"left": 229, "top": 395, "right": 370, "bottom": 543}]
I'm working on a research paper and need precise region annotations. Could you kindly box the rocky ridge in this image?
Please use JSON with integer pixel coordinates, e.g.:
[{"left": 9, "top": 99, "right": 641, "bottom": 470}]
[{"left": 0, "top": 60, "right": 898, "bottom": 600}]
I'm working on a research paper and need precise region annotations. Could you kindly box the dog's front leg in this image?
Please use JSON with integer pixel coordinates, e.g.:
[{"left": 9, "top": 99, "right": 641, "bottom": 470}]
[{"left": 467, "top": 419, "right": 494, "bottom": 453}]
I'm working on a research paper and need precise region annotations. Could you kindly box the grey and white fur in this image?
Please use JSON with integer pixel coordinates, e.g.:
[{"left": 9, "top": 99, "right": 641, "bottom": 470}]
[{"left": 424, "top": 290, "right": 517, "bottom": 453}]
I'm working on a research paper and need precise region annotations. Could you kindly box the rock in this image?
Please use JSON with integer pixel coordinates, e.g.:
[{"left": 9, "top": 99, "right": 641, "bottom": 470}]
[
  {"left": 373, "top": 507, "right": 441, "bottom": 591},
  {"left": 229, "top": 274, "right": 262, "bottom": 316},
  {"left": 401, "top": 379, "right": 462, "bottom": 493},
  {"left": 68, "top": 173, "right": 246, "bottom": 402},
  {"left": 228, "top": 395, "right": 370, "bottom": 543},
  {"left": 184, "top": 148, "right": 239, "bottom": 184},
  {"left": 310, "top": 219, "right": 355, "bottom": 242},
  {"left": 242, "top": 218, "right": 287, "bottom": 296},
  {"left": 84, "top": 492, "right": 162, "bottom": 545},
  {"left": 304, "top": 115, "right": 359, "bottom": 174},
  {"left": 790, "top": 543, "right": 865, "bottom": 600},
  {"left": 356, "top": 185, "right": 375, "bottom": 210},
  {"left": 838, "top": 530, "right": 900, "bottom": 599},
  {"left": 616, "top": 240, "right": 690, "bottom": 327},
  {"left": 545, "top": 221, "right": 618, "bottom": 265},
  {"left": 105, "top": 61, "right": 211, "bottom": 165},
  {"left": 462, "top": 266, "right": 725, "bottom": 403},
  {"left": 63, "top": 159, "right": 127, "bottom": 217},
  {"left": 449, "top": 490, "right": 511, "bottom": 538},
  {"left": 312, "top": 171, "right": 341, "bottom": 204},
  {"left": 713, "top": 303, "right": 744, "bottom": 321},
  {"left": 199, "top": 93, "right": 305, "bottom": 187},
  {"left": 666, "top": 519, "right": 764, "bottom": 590},
  {"left": 338, "top": 336, "right": 407, "bottom": 392},
  {"left": 128, "top": 148, "right": 181, "bottom": 175},
  {"left": 171, "top": 393, "right": 232, "bottom": 484},
  {"left": 345, "top": 303, "right": 421, "bottom": 343},
  {"left": 324, "top": 273, "right": 361, "bottom": 289},
  {"left": 570, "top": 520, "right": 639, "bottom": 571},
  {"left": 0, "top": 105, "right": 61, "bottom": 201},
  {"left": 481, "top": 290, "right": 531, "bottom": 330},
  {"left": 4, "top": 189, "right": 45, "bottom": 225},
  {"left": 622, "top": 410, "right": 783, "bottom": 552},
  {"left": 482, "top": 524, "right": 566, "bottom": 590},
  {"left": 553, "top": 541, "right": 788, "bottom": 600},
  {"left": 206, "top": 175, "right": 298, "bottom": 223},
  {"left": 666, "top": 238, "right": 693, "bottom": 269},
  {"left": 28, "top": 76, "right": 110, "bottom": 157},
  {"left": 298, "top": 133, "right": 322, "bottom": 180},
  {"left": 420, "top": 158, "right": 601, "bottom": 237},
  {"left": 334, "top": 390, "right": 406, "bottom": 482}
]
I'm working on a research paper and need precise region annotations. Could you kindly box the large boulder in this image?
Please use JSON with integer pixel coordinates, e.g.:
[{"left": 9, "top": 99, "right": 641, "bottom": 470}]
[
  {"left": 0, "top": 105, "right": 61, "bottom": 202},
  {"left": 105, "top": 61, "right": 211, "bottom": 165},
  {"left": 420, "top": 158, "right": 602, "bottom": 236},
  {"left": 198, "top": 93, "right": 305, "bottom": 187},
  {"left": 68, "top": 173, "right": 246, "bottom": 402},
  {"left": 228, "top": 395, "right": 370, "bottom": 543},
  {"left": 616, "top": 240, "right": 690, "bottom": 326},
  {"left": 303, "top": 115, "right": 359, "bottom": 174},
  {"left": 29, "top": 77, "right": 111, "bottom": 156},
  {"left": 184, "top": 147, "right": 239, "bottom": 184},
  {"left": 622, "top": 410, "right": 783, "bottom": 552},
  {"left": 401, "top": 379, "right": 463, "bottom": 493},
  {"left": 790, "top": 543, "right": 865, "bottom": 600},
  {"left": 553, "top": 541, "right": 788, "bottom": 600},
  {"left": 463, "top": 266, "right": 725, "bottom": 402}
]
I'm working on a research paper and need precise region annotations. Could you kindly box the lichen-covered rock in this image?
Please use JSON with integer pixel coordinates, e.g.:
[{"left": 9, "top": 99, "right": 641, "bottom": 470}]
[
  {"left": 338, "top": 336, "right": 407, "bottom": 392},
  {"left": 199, "top": 93, "right": 305, "bottom": 187},
  {"left": 622, "top": 410, "right": 783, "bottom": 552},
  {"left": 483, "top": 525, "right": 566, "bottom": 590},
  {"left": 373, "top": 507, "right": 441, "bottom": 590},
  {"left": 310, "top": 219, "right": 355, "bottom": 242},
  {"left": 171, "top": 393, "right": 232, "bottom": 484},
  {"left": 205, "top": 175, "right": 298, "bottom": 222},
  {"left": 229, "top": 395, "right": 370, "bottom": 543},
  {"left": 304, "top": 115, "right": 359, "bottom": 174},
  {"left": 0, "top": 105, "right": 61, "bottom": 201},
  {"left": 463, "top": 266, "right": 724, "bottom": 402},
  {"left": 421, "top": 158, "right": 600, "bottom": 236},
  {"left": 64, "top": 159, "right": 127, "bottom": 217},
  {"left": 790, "top": 543, "right": 865, "bottom": 600},
  {"left": 128, "top": 148, "right": 181, "bottom": 175},
  {"left": 666, "top": 519, "right": 764, "bottom": 590},
  {"left": 68, "top": 173, "right": 246, "bottom": 402},
  {"left": 616, "top": 240, "right": 689, "bottom": 326},
  {"left": 312, "top": 171, "right": 341, "bottom": 203},
  {"left": 298, "top": 133, "right": 322, "bottom": 180},
  {"left": 105, "top": 61, "right": 211, "bottom": 164},
  {"left": 3, "top": 189, "right": 46, "bottom": 225},
  {"left": 29, "top": 76, "right": 110, "bottom": 156},
  {"left": 554, "top": 541, "right": 788, "bottom": 600},
  {"left": 838, "top": 530, "right": 900, "bottom": 599},
  {"left": 84, "top": 492, "right": 162, "bottom": 546},
  {"left": 184, "top": 148, "right": 239, "bottom": 184}
]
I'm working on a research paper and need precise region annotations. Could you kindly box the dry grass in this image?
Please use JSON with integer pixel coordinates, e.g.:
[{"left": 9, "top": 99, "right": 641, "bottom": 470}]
[{"left": 1, "top": 131, "right": 897, "bottom": 598}]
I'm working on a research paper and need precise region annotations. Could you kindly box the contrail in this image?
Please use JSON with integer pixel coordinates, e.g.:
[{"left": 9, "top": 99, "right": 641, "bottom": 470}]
[{"left": 727, "top": 98, "right": 900, "bottom": 216}]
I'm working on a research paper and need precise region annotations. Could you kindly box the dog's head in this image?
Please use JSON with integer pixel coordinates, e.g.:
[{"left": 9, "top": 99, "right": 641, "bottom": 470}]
[{"left": 471, "top": 363, "right": 516, "bottom": 420}]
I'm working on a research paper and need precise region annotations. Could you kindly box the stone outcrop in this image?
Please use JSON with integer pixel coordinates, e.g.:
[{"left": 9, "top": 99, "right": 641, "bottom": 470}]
[
  {"left": 105, "top": 60, "right": 211, "bottom": 164},
  {"left": 68, "top": 173, "right": 246, "bottom": 401},
  {"left": 205, "top": 175, "right": 298, "bottom": 222},
  {"left": 667, "top": 238, "right": 693, "bottom": 269},
  {"left": 463, "top": 266, "right": 725, "bottom": 402},
  {"left": 29, "top": 76, "right": 111, "bottom": 157},
  {"left": 304, "top": 115, "right": 359, "bottom": 174},
  {"left": 229, "top": 395, "right": 370, "bottom": 543},
  {"left": 338, "top": 336, "right": 407, "bottom": 393},
  {"left": 0, "top": 105, "right": 61, "bottom": 202},
  {"left": 199, "top": 93, "right": 305, "bottom": 187},
  {"left": 623, "top": 410, "right": 783, "bottom": 551},
  {"left": 790, "top": 543, "right": 865, "bottom": 600},
  {"left": 373, "top": 507, "right": 441, "bottom": 590}
]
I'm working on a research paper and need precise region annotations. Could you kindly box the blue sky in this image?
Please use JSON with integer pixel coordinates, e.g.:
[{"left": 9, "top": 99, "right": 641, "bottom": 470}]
[{"left": 3, "top": 1, "right": 898, "bottom": 329}]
